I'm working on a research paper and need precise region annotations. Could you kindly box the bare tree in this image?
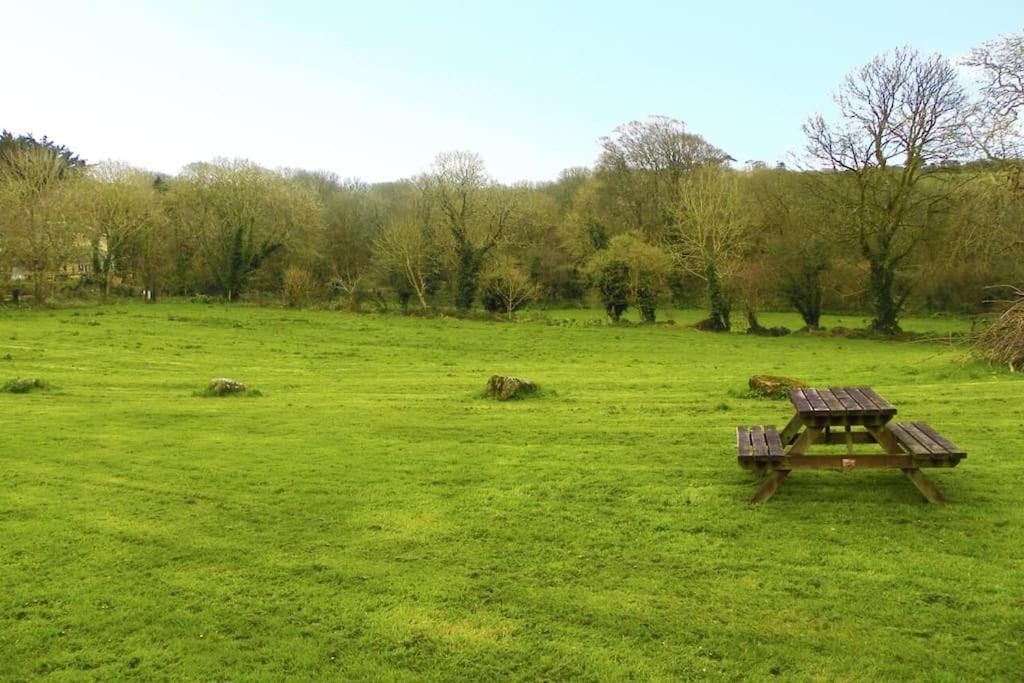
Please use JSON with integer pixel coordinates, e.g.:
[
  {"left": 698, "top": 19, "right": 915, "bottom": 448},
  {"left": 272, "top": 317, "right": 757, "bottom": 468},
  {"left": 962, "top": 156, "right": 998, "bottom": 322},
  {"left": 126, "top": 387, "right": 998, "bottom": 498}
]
[
  {"left": 597, "top": 116, "right": 730, "bottom": 239},
  {"left": 0, "top": 145, "right": 81, "bottom": 301},
  {"left": 666, "top": 165, "right": 748, "bottom": 330},
  {"left": 423, "top": 151, "right": 514, "bottom": 310},
  {"left": 804, "top": 47, "right": 966, "bottom": 334},
  {"left": 168, "top": 159, "right": 321, "bottom": 301},
  {"left": 374, "top": 217, "right": 434, "bottom": 311},
  {"left": 77, "top": 162, "right": 161, "bottom": 298},
  {"left": 482, "top": 258, "right": 539, "bottom": 320},
  {"left": 963, "top": 30, "right": 1024, "bottom": 189}
]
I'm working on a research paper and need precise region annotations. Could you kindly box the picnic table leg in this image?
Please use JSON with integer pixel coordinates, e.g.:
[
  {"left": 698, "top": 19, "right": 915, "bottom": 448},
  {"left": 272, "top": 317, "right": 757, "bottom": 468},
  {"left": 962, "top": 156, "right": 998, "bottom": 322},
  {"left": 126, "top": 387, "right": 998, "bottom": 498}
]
[
  {"left": 787, "top": 426, "right": 823, "bottom": 455},
  {"left": 751, "top": 469, "right": 790, "bottom": 504},
  {"left": 870, "top": 426, "right": 946, "bottom": 503},
  {"left": 868, "top": 425, "right": 903, "bottom": 454},
  {"left": 902, "top": 468, "right": 946, "bottom": 504},
  {"left": 779, "top": 414, "right": 804, "bottom": 445}
]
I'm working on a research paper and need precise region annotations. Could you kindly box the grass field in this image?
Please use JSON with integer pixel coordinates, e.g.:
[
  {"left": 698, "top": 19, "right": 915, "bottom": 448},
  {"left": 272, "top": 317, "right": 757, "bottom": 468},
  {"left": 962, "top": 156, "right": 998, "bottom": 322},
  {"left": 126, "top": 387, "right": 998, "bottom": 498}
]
[{"left": 1, "top": 302, "right": 1022, "bottom": 680}]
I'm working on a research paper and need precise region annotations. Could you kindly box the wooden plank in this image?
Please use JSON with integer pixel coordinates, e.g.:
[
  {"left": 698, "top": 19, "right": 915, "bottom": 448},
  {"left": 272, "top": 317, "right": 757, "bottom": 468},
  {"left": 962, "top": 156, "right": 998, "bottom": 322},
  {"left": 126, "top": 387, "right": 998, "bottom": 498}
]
[
  {"left": 888, "top": 423, "right": 930, "bottom": 456},
  {"left": 818, "top": 388, "right": 846, "bottom": 414},
  {"left": 845, "top": 387, "right": 878, "bottom": 413},
  {"left": 751, "top": 426, "right": 768, "bottom": 459},
  {"left": 765, "top": 425, "right": 785, "bottom": 458},
  {"left": 785, "top": 454, "right": 919, "bottom": 469},
  {"left": 789, "top": 389, "right": 813, "bottom": 415},
  {"left": 915, "top": 423, "right": 966, "bottom": 457},
  {"left": 859, "top": 387, "right": 897, "bottom": 415},
  {"left": 802, "top": 388, "right": 830, "bottom": 414},
  {"left": 831, "top": 388, "right": 864, "bottom": 414},
  {"left": 901, "top": 422, "right": 947, "bottom": 456},
  {"left": 736, "top": 426, "right": 751, "bottom": 458},
  {"left": 822, "top": 431, "right": 876, "bottom": 445}
]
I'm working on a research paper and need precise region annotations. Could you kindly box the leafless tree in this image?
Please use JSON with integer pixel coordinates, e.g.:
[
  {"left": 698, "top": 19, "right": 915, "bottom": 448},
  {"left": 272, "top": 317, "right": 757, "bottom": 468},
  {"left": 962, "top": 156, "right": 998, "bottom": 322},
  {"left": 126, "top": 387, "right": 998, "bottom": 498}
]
[
  {"left": 597, "top": 115, "right": 730, "bottom": 238},
  {"left": 423, "top": 151, "right": 515, "bottom": 310},
  {"left": 803, "top": 46, "right": 966, "bottom": 333},
  {"left": 483, "top": 258, "right": 538, "bottom": 320},
  {"left": 963, "top": 30, "right": 1024, "bottom": 189}
]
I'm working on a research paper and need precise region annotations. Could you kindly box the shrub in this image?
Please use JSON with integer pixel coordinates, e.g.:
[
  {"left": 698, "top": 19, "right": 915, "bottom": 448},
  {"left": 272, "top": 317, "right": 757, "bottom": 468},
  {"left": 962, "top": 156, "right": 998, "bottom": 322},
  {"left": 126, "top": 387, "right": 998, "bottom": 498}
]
[
  {"left": 481, "top": 261, "right": 539, "bottom": 320},
  {"left": 283, "top": 266, "right": 317, "bottom": 307}
]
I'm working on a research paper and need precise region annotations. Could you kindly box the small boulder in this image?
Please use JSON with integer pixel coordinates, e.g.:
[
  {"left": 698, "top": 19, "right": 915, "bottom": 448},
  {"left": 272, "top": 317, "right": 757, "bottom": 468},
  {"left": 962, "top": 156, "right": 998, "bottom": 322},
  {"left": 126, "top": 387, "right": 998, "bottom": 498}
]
[
  {"left": 207, "top": 377, "right": 248, "bottom": 396},
  {"left": 486, "top": 375, "right": 538, "bottom": 400},
  {"left": 748, "top": 374, "right": 806, "bottom": 399}
]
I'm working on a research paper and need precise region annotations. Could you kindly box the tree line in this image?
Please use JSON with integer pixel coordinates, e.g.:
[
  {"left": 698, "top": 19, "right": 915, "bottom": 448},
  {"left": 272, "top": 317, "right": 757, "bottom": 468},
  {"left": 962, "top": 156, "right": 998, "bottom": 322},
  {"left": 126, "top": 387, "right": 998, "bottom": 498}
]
[{"left": 1, "top": 31, "right": 1022, "bottom": 334}]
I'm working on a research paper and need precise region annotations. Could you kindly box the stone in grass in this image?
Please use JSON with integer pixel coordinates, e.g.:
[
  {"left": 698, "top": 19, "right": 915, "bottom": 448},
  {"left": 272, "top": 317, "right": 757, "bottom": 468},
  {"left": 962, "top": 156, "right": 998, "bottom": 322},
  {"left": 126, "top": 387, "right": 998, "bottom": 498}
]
[
  {"left": 205, "top": 377, "right": 249, "bottom": 396},
  {"left": 486, "top": 375, "right": 538, "bottom": 401},
  {"left": 748, "top": 374, "right": 806, "bottom": 400},
  {"left": 1, "top": 377, "right": 47, "bottom": 394}
]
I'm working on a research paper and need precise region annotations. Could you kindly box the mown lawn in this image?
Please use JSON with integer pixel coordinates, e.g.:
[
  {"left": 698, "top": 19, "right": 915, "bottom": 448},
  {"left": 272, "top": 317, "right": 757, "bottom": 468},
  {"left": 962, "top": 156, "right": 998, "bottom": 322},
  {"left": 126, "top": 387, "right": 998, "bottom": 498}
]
[{"left": 1, "top": 302, "right": 1021, "bottom": 680}]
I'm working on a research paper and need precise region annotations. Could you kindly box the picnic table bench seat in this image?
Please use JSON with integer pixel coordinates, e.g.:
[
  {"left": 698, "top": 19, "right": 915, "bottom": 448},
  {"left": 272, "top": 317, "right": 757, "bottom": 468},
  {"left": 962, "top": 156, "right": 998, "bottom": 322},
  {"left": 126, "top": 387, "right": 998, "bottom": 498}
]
[
  {"left": 737, "top": 425, "right": 785, "bottom": 465},
  {"left": 888, "top": 422, "right": 967, "bottom": 463}
]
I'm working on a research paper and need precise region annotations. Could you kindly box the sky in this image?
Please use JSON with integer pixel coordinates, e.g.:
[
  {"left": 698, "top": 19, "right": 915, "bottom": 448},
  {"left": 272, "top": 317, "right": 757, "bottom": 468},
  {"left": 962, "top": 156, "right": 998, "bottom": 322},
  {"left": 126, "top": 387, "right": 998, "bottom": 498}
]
[{"left": 2, "top": 0, "right": 1020, "bottom": 183}]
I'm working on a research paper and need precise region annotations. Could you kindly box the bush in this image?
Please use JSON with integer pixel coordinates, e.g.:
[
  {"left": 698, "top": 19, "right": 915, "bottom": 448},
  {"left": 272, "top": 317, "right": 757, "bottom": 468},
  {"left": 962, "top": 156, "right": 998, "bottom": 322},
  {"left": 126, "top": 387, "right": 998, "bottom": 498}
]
[
  {"left": 480, "top": 289, "right": 503, "bottom": 314},
  {"left": 283, "top": 267, "right": 317, "bottom": 307}
]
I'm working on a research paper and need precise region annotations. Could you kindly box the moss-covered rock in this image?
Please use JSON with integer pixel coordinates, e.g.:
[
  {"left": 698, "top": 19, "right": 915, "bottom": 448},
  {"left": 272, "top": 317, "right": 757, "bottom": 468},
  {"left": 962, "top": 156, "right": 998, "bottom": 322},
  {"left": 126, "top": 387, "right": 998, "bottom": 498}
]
[
  {"left": 1, "top": 378, "right": 47, "bottom": 394},
  {"left": 205, "top": 378, "right": 248, "bottom": 396},
  {"left": 748, "top": 375, "right": 806, "bottom": 399},
  {"left": 486, "top": 375, "right": 538, "bottom": 400}
]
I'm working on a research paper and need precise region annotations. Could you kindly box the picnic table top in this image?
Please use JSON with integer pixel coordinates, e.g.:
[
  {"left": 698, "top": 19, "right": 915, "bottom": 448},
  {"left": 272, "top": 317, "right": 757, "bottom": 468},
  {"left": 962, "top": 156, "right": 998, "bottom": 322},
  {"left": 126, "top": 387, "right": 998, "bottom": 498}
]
[{"left": 788, "top": 387, "right": 897, "bottom": 419}]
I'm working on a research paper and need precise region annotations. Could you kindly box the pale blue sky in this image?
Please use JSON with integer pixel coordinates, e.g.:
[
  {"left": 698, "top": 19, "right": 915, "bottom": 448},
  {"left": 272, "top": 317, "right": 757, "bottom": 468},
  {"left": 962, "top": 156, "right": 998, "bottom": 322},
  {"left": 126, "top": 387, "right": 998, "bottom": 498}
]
[{"left": 3, "top": 1, "right": 1020, "bottom": 182}]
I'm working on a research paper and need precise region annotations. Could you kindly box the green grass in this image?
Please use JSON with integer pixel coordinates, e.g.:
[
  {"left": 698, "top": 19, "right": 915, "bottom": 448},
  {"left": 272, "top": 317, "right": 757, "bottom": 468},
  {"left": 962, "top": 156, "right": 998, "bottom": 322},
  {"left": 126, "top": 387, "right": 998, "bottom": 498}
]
[{"left": 1, "top": 302, "right": 1021, "bottom": 680}]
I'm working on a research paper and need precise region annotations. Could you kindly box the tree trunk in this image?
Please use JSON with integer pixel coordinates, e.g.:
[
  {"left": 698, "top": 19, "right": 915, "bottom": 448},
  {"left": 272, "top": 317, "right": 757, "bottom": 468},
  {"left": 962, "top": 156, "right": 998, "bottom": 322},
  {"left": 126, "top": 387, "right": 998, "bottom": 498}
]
[
  {"left": 867, "top": 256, "right": 903, "bottom": 335},
  {"left": 455, "top": 247, "right": 483, "bottom": 310},
  {"left": 704, "top": 258, "right": 730, "bottom": 331},
  {"left": 33, "top": 269, "right": 44, "bottom": 302},
  {"left": 746, "top": 309, "right": 765, "bottom": 333}
]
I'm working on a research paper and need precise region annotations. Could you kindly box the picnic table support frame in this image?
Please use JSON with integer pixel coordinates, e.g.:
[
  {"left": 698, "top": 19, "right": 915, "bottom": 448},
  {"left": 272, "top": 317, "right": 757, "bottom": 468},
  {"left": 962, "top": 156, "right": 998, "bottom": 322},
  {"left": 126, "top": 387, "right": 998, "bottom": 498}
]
[
  {"left": 750, "top": 469, "right": 790, "bottom": 504},
  {"left": 901, "top": 468, "right": 946, "bottom": 504}
]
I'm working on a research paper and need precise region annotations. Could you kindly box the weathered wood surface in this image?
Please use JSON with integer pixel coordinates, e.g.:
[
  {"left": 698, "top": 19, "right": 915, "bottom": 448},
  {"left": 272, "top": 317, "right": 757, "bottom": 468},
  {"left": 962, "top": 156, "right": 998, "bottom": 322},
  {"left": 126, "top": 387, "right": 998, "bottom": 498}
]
[
  {"left": 765, "top": 425, "right": 785, "bottom": 457},
  {"left": 888, "top": 422, "right": 966, "bottom": 462},
  {"left": 737, "top": 426, "right": 751, "bottom": 459},
  {"left": 788, "top": 387, "right": 898, "bottom": 424},
  {"left": 736, "top": 425, "right": 785, "bottom": 464}
]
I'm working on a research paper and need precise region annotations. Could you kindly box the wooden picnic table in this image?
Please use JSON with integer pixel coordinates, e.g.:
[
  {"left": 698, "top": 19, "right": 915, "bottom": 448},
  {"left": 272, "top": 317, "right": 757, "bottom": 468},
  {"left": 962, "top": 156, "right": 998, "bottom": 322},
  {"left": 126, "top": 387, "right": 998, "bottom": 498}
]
[{"left": 736, "top": 387, "right": 966, "bottom": 504}]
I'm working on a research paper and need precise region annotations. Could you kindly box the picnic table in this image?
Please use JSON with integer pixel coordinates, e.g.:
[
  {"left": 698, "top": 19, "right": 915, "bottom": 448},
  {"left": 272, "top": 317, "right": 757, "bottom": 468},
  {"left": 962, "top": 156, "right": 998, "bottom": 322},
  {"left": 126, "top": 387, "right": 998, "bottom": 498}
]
[{"left": 737, "top": 387, "right": 966, "bottom": 504}]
